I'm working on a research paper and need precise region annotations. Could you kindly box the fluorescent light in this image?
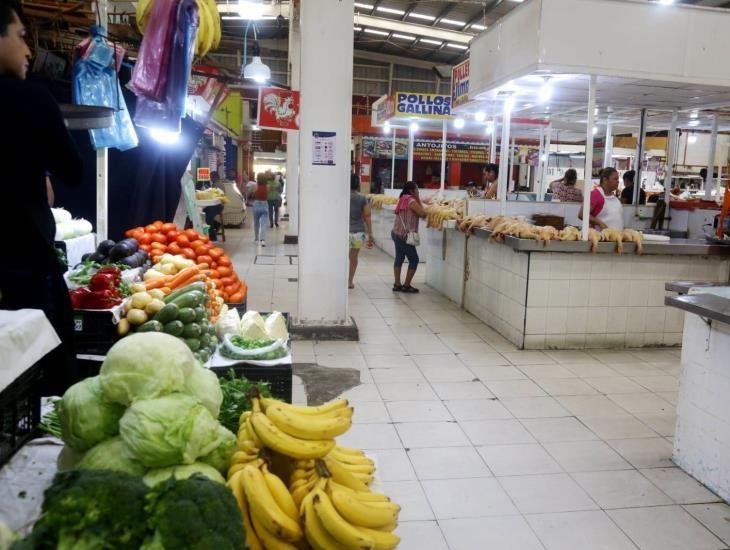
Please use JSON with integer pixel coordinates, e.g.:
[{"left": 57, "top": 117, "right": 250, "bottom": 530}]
[
  {"left": 149, "top": 128, "right": 180, "bottom": 144},
  {"left": 409, "top": 121, "right": 419, "bottom": 132},
  {"left": 689, "top": 120, "right": 700, "bottom": 127},
  {"left": 474, "top": 111, "right": 486, "bottom": 122},
  {"left": 688, "top": 135, "right": 697, "bottom": 144},
  {"left": 690, "top": 110, "right": 699, "bottom": 119},
  {"left": 392, "top": 33, "right": 416, "bottom": 40},
  {"left": 408, "top": 12, "right": 435, "bottom": 21},
  {"left": 539, "top": 79, "right": 552, "bottom": 103},
  {"left": 659, "top": 0, "right": 673, "bottom": 4},
  {"left": 592, "top": 127, "right": 598, "bottom": 135},
  {"left": 454, "top": 118, "right": 465, "bottom": 129},
  {"left": 376, "top": 6, "right": 405, "bottom": 15},
  {"left": 238, "top": 0, "right": 263, "bottom": 19},
  {"left": 353, "top": 26, "right": 362, "bottom": 31},
  {"left": 354, "top": 2, "right": 374, "bottom": 8},
  {"left": 470, "top": 24, "right": 487, "bottom": 31},
  {"left": 446, "top": 43, "right": 468, "bottom": 50},
  {"left": 420, "top": 38, "right": 443, "bottom": 46},
  {"left": 364, "top": 28, "right": 389, "bottom": 36},
  {"left": 440, "top": 18, "right": 466, "bottom": 26}
]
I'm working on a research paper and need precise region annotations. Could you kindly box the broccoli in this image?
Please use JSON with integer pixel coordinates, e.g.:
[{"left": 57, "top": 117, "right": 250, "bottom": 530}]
[
  {"left": 141, "top": 475, "right": 246, "bottom": 550},
  {"left": 13, "top": 470, "right": 149, "bottom": 550}
]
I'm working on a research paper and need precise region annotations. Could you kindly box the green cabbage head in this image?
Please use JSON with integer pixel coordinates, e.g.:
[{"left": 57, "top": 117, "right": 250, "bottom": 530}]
[
  {"left": 143, "top": 463, "right": 225, "bottom": 487},
  {"left": 199, "top": 425, "right": 237, "bottom": 474},
  {"left": 76, "top": 436, "right": 146, "bottom": 476},
  {"left": 99, "top": 333, "right": 197, "bottom": 406},
  {"left": 58, "top": 376, "right": 125, "bottom": 451},
  {"left": 119, "top": 393, "right": 221, "bottom": 468},
  {"left": 184, "top": 365, "right": 223, "bottom": 418}
]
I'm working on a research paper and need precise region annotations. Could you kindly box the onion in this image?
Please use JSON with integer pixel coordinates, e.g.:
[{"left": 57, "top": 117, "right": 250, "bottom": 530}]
[{"left": 52, "top": 208, "right": 72, "bottom": 224}]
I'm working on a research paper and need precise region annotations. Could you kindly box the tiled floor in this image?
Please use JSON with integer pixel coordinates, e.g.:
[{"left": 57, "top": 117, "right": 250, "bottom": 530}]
[{"left": 223, "top": 220, "right": 730, "bottom": 550}]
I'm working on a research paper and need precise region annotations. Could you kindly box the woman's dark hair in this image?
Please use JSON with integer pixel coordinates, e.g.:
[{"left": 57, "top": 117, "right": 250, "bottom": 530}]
[
  {"left": 484, "top": 163, "right": 499, "bottom": 176},
  {"left": 400, "top": 181, "right": 418, "bottom": 198},
  {"left": 0, "top": 2, "right": 21, "bottom": 36},
  {"left": 564, "top": 169, "right": 577, "bottom": 185},
  {"left": 599, "top": 167, "right": 618, "bottom": 182},
  {"left": 623, "top": 170, "right": 635, "bottom": 184},
  {"left": 256, "top": 172, "right": 268, "bottom": 185},
  {"left": 350, "top": 175, "right": 360, "bottom": 191}
]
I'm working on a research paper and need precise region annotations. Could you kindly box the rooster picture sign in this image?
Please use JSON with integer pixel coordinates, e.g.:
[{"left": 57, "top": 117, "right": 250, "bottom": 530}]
[{"left": 257, "top": 87, "right": 300, "bottom": 131}]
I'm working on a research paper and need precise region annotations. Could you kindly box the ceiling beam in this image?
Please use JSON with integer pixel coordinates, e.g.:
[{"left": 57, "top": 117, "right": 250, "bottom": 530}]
[
  {"left": 432, "top": 2, "right": 457, "bottom": 26},
  {"left": 353, "top": 48, "right": 442, "bottom": 70},
  {"left": 353, "top": 13, "right": 472, "bottom": 43}
]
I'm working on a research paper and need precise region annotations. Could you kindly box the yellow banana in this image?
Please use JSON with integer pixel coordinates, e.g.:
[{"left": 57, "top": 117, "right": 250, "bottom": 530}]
[
  {"left": 266, "top": 405, "right": 352, "bottom": 441},
  {"left": 328, "top": 481, "right": 391, "bottom": 503},
  {"left": 241, "top": 465, "right": 303, "bottom": 542},
  {"left": 329, "top": 450, "right": 374, "bottom": 466},
  {"left": 226, "top": 471, "right": 263, "bottom": 550},
  {"left": 312, "top": 490, "right": 375, "bottom": 550},
  {"left": 374, "top": 521, "right": 398, "bottom": 532},
  {"left": 336, "top": 462, "right": 375, "bottom": 475},
  {"left": 302, "top": 489, "right": 349, "bottom": 550},
  {"left": 247, "top": 417, "right": 263, "bottom": 447},
  {"left": 357, "top": 526, "right": 400, "bottom": 550},
  {"left": 290, "top": 476, "right": 317, "bottom": 492},
  {"left": 231, "top": 450, "right": 258, "bottom": 463},
  {"left": 324, "top": 457, "right": 370, "bottom": 492},
  {"left": 351, "top": 473, "right": 374, "bottom": 485},
  {"left": 251, "top": 406, "right": 335, "bottom": 459},
  {"left": 261, "top": 396, "right": 350, "bottom": 416},
  {"left": 291, "top": 478, "right": 318, "bottom": 509},
  {"left": 263, "top": 464, "right": 300, "bottom": 522},
  {"left": 202, "top": 0, "right": 221, "bottom": 49},
  {"left": 250, "top": 512, "right": 298, "bottom": 550},
  {"left": 329, "top": 486, "right": 399, "bottom": 529},
  {"left": 239, "top": 439, "right": 259, "bottom": 454},
  {"left": 333, "top": 444, "right": 366, "bottom": 456}
]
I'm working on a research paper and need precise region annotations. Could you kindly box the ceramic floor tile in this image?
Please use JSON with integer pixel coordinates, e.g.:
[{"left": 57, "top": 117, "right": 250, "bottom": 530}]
[
  {"left": 640, "top": 468, "right": 722, "bottom": 505},
  {"left": 500, "top": 396, "right": 572, "bottom": 419},
  {"left": 608, "top": 506, "right": 727, "bottom": 550},
  {"left": 394, "top": 521, "right": 449, "bottom": 550},
  {"left": 395, "top": 421, "right": 471, "bottom": 448},
  {"left": 365, "top": 354, "right": 417, "bottom": 369},
  {"left": 543, "top": 440, "right": 632, "bottom": 473},
  {"left": 583, "top": 376, "right": 650, "bottom": 394},
  {"left": 544, "top": 350, "right": 598, "bottom": 364},
  {"left": 578, "top": 416, "right": 658, "bottom": 440},
  {"left": 521, "top": 417, "right": 599, "bottom": 443},
  {"left": 460, "top": 419, "right": 537, "bottom": 446},
  {"left": 358, "top": 343, "right": 408, "bottom": 355},
  {"left": 351, "top": 400, "right": 390, "bottom": 423},
  {"left": 564, "top": 363, "right": 621, "bottom": 378},
  {"left": 607, "top": 438, "right": 675, "bottom": 469},
  {"left": 630, "top": 376, "right": 681, "bottom": 392},
  {"left": 445, "top": 342, "right": 499, "bottom": 355},
  {"left": 439, "top": 516, "right": 545, "bottom": 550},
  {"left": 363, "top": 448, "right": 416, "bottom": 482},
  {"left": 499, "top": 473, "right": 599, "bottom": 514},
  {"left": 634, "top": 413, "right": 677, "bottom": 437},
  {"left": 557, "top": 395, "right": 632, "bottom": 418},
  {"left": 370, "top": 367, "right": 427, "bottom": 384},
  {"left": 419, "top": 365, "right": 477, "bottom": 383},
  {"left": 503, "top": 351, "right": 557, "bottom": 365},
  {"left": 431, "top": 381, "right": 494, "bottom": 400},
  {"left": 444, "top": 398, "right": 514, "bottom": 421},
  {"left": 486, "top": 379, "right": 549, "bottom": 398},
  {"left": 535, "top": 378, "right": 600, "bottom": 396},
  {"left": 684, "top": 503, "right": 730, "bottom": 546},
  {"left": 656, "top": 391, "right": 679, "bottom": 405},
  {"left": 526, "top": 510, "right": 639, "bottom": 550},
  {"left": 422, "top": 477, "right": 518, "bottom": 519},
  {"left": 478, "top": 443, "right": 563, "bottom": 476},
  {"left": 316, "top": 354, "right": 368, "bottom": 369},
  {"left": 336, "top": 423, "right": 402, "bottom": 450},
  {"left": 377, "top": 381, "right": 439, "bottom": 401},
  {"left": 607, "top": 393, "right": 674, "bottom": 415},
  {"left": 385, "top": 400, "right": 453, "bottom": 423},
  {"left": 401, "top": 340, "right": 452, "bottom": 355},
  {"left": 469, "top": 365, "right": 528, "bottom": 380},
  {"left": 408, "top": 446, "right": 493, "bottom": 480},
  {"left": 411, "top": 354, "right": 465, "bottom": 369},
  {"left": 378, "top": 480, "right": 435, "bottom": 521},
  {"left": 519, "top": 364, "right": 578, "bottom": 379},
  {"left": 340, "top": 383, "right": 382, "bottom": 402},
  {"left": 572, "top": 470, "right": 673, "bottom": 509},
  {"left": 456, "top": 352, "right": 513, "bottom": 368},
  {"left": 609, "top": 363, "right": 667, "bottom": 377}
]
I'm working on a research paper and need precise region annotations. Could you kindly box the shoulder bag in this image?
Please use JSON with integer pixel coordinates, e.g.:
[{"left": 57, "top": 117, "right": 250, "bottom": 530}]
[{"left": 398, "top": 211, "right": 420, "bottom": 246}]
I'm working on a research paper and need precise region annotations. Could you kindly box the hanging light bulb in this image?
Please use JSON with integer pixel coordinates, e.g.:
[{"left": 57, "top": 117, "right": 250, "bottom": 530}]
[
  {"left": 485, "top": 122, "right": 494, "bottom": 134},
  {"left": 474, "top": 111, "right": 486, "bottom": 122},
  {"left": 238, "top": 0, "right": 264, "bottom": 19},
  {"left": 409, "top": 121, "right": 419, "bottom": 133},
  {"left": 243, "top": 39, "right": 271, "bottom": 83},
  {"left": 454, "top": 118, "right": 465, "bottom": 129}
]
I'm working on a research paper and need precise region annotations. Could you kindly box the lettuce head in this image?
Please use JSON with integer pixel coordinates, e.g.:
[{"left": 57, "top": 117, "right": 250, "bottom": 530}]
[
  {"left": 199, "top": 425, "right": 237, "bottom": 474},
  {"left": 143, "top": 463, "right": 225, "bottom": 487},
  {"left": 76, "top": 436, "right": 146, "bottom": 477},
  {"left": 183, "top": 365, "right": 223, "bottom": 418}
]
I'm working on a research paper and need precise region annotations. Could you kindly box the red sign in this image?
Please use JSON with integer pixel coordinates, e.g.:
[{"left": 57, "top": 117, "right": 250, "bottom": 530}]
[
  {"left": 258, "top": 87, "right": 300, "bottom": 131},
  {"left": 197, "top": 167, "right": 211, "bottom": 182},
  {"left": 188, "top": 65, "right": 228, "bottom": 108}
]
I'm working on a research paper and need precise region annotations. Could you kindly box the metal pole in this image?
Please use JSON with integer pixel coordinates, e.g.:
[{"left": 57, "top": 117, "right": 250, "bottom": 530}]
[
  {"left": 95, "top": 0, "right": 108, "bottom": 241},
  {"left": 489, "top": 116, "right": 498, "bottom": 164},
  {"left": 705, "top": 115, "right": 718, "bottom": 200},
  {"left": 510, "top": 136, "right": 516, "bottom": 192},
  {"left": 581, "top": 75, "right": 597, "bottom": 241},
  {"left": 407, "top": 125, "right": 415, "bottom": 182},
  {"left": 498, "top": 99, "right": 512, "bottom": 215},
  {"left": 603, "top": 117, "right": 613, "bottom": 167},
  {"left": 390, "top": 127, "right": 396, "bottom": 189},
  {"left": 541, "top": 123, "right": 552, "bottom": 199},
  {"left": 536, "top": 127, "right": 545, "bottom": 195},
  {"left": 634, "top": 108, "right": 647, "bottom": 206},
  {"left": 664, "top": 110, "right": 678, "bottom": 205},
  {"left": 440, "top": 119, "right": 447, "bottom": 193}
]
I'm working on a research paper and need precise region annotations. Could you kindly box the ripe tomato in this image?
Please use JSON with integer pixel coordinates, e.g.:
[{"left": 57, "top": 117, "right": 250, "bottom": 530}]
[
  {"left": 161, "top": 222, "right": 177, "bottom": 233},
  {"left": 197, "top": 255, "right": 213, "bottom": 265},
  {"left": 152, "top": 220, "right": 164, "bottom": 229},
  {"left": 150, "top": 242, "right": 167, "bottom": 251},
  {"left": 194, "top": 245, "right": 208, "bottom": 257},
  {"left": 181, "top": 247, "right": 196, "bottom": 260},
  {"left": 151, "top": 233, "right": 167, "bottom": 244},
  {"left": 217, "top": 256, "right": 232, "bottom": 267},
  {"left": 138, "top": 233, "right": 152, "bottom": 245},
  {"left": 167, "top": 242, "right": 182, "bottom": 255},
  {"left": 184, "top": 229, "right": 199, "bottom": 240},
  {"left": 176, "top": 234, "right": 190, "bottom": 247},
  {"left": 199, "top": 235, "right": 210, "bottom": 244},
  {"left": 144, "top": 224, "right": 158, "bottom": 233},
  {"left": 217, "top": 266, "right": 232, "bottom": 278},
  {"left": 209, "top": 247, "right": 224, "bottom": 259},
  {"left": 190, "top": 240, "right": 204, "bottom": 250},
  {"left": 139, "top": 244, "right": 151, "bottom": 252}
]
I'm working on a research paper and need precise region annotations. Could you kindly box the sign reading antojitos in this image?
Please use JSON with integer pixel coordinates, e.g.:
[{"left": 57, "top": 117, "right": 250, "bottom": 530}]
[
  {"left": 395, "top": 92, "right": 452, "bottom": 118},
  {"left": 413, "top": 139, "right": 488, "bottom": 163}
]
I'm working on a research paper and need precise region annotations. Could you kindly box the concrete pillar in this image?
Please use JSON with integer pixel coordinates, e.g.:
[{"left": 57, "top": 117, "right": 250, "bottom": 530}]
[
  {"left": 581, "top": 75, "right": 597, "bottom": 241},
  {"left": 705, "top": 115, "right": 718, "bottom": 200},
  {"left": 297, "top": 0, "right": 353, "bottom": 327},
  {"left": 284, "top": 1, "right": 301, "bottom": 242}
]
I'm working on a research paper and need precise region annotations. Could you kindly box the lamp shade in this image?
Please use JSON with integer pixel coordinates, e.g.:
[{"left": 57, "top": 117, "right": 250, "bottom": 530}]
[{"left": 243, "top": 56, "right": 271, "bottom": 83}]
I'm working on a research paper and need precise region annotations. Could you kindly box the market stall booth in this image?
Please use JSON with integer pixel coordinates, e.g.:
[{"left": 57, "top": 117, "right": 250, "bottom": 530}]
[{"left": 422, "top": 0, "right": 730, "bottom": 350}]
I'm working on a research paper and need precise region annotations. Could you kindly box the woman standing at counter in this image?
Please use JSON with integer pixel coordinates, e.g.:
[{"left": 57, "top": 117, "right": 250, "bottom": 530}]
[
  {"left": 549, "top": 169, "right": 583, "bottom": 202},
  {"left": 392, "top": 181, "right": 426, "bottom": 293},
  {"left": 578, "top": 167, "right": 623, "bottom": 230},
  {"left": 482, "top": 164, "right": 499, "bottom": 199}
]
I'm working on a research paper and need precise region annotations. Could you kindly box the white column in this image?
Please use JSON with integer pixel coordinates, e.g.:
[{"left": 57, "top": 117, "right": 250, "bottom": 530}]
[
  {"left": 407, "top": 124, "right": 415, "bottom": 181},
  {"left": 705, "top": 115, "right": 718, "bottom": 200},
  {"left": 489, "top": 117, "right": 498, "bottom": 164},
  {"left": 634, "top": 109, "right": 647, "bottom": 206},
  {"left": 510, "top": 137, "right": 516, "bottom": 192},
  {"left": 96, "top": 149, "right": 108, "bottom": 241},
  {"left": 498, "top": 99, "right": 512, "bottom": 215},
  {"left": 297, "top": 0, "right": 353, "bottom": 325},
  {"left": 535, "top": 127, "right": 544, "bottom": 195},
  {"left": 581, "top": 75, "right": 597, "bottom": 241},
  {"left": 285, "top": 1, "right": 301, "bottom": 240},
  {"left": 665, "top": 110, "right": 678, "bottom": 204},
  {"left": 390, "top": 127, "right": 396, "bottom": 189},
  {"left": 603, "top": 118, "right": 613, "bottom": 167},
  {"left": 541, "top": 123, "right": 552, "bottom": 198},
  {"left": 440, "top": 119, "right": 447, "bottom": 193}
]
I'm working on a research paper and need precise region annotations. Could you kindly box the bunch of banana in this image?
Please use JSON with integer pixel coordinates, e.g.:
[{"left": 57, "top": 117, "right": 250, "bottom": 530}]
[
  {"left": 367, "top": 194, "right": 398, "bottom": 210},
  {"left": 228, "top": 461, "right": 303, "bottom": 550},
  {"left": 136, "top": 0, "right": 221, "bottom": 56},
  {"left": 228, "top": 411, "right": 263, "bottom": 480},
  {"left": 246, "top": 396, "right": 352, "bottom": 460}
]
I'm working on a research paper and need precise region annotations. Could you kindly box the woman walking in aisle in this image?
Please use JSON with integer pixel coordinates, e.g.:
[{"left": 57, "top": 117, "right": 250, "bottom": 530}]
[
  {"left": 253, "top": 173, "right": 269, "bottom": 246},
  {"left": 391, "top": 181, "right": 426, "bottom": 293},
  {"left": 348, "top": 176, "right": 373, "bottom": 289},
  {"left": 267, "top": 172, "right": 283, "bottom": 228}
]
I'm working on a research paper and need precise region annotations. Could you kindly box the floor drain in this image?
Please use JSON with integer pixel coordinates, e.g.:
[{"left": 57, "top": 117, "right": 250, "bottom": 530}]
[{"left": 288, "top": 278, "right": 298, "bottom": 282}]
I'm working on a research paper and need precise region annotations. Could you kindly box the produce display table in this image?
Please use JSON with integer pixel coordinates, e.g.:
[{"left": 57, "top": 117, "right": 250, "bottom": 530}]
[{"left": 56, "top": 233, "right": 96, "bottom": 269}]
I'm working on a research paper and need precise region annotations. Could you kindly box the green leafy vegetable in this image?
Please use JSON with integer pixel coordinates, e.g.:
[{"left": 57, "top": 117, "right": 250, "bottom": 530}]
[
  {"left": 198, "top": 425, "right": 236, "bottom": 474},
  {"left": 229, "top": 335, "right": 276, "bottom": 349},
  {"left": 76, "top": 437, "right": 146, "bottom": 477},
  {"left": 143, "top": 463, "right": 225, "bottom": 487},
  {"left": 217, "top": 370, "right": 271, "bottom": 434},
  {"left": 183, "top": 366, "right": 223, "bottom": 418},
  {"left": 39, "top": 401, "right": 62, "bottom": 439}
]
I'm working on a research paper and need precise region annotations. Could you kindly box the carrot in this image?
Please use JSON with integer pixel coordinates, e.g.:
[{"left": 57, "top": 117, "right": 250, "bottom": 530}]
[
  {"left": 167, "top": 266, "right": 200, "bottom": 289},
  {"left": 224, "top": 283, "right": 239, "bottom": 296},
  {"left": 145, "top": 276, "right": 171, "bottom": 290},
  {"left": 161, "top": 286, "right": 172, "bottom": 295},
  {"left": 197, "top": 263, "right": 210, "bottom": 270},
  {"left": 172, "top": 274, "right": 205, "bottom": 289}
]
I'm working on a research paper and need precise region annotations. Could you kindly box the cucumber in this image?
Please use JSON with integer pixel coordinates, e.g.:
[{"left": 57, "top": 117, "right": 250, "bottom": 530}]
[
  {"left": 199, "top": 333, "right": 211, "bottom": 348},
  {"left": 154, "top": 303, "right": 179, "bottom": 325},
  {"left": 185, "top": 337, "right": 201, "bottom": 352},
  {"left": 136, "top": 320, "right": 163, "bottom": 333},
  {"left": 170, "top": 291, "right": 203, "bottom": 310},
  {"left": 163, "top": 320, "right": 185, "bottom": 337},
  {"left": 200, "top": 320, "right": 214, "bottom": 335},
  {"left": 209, "top": 336, "right": 218, "bottom": 348},
  {"left": 194, "top": 306, "right": 206, "bottom": 322},
  {"left": 197, "top": 348, "right": 211, "bottom": 364},
  {"left": 183, "top": 323, "right": 201, "bottom": 339},
  {"left": 178, "top": 307, "right": 196, "bottom": 324},
  {"left": 163, "top": 282, "right": 207, "bottom": 304}
]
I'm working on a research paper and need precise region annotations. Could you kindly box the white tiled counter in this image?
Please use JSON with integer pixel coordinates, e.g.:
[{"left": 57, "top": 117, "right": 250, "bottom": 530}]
[
  {"left": 370, "top": 206, "right": 396, "bottom": 258},
  {"left": 424, "top": 228, "right": 730, "bottom": 350}
]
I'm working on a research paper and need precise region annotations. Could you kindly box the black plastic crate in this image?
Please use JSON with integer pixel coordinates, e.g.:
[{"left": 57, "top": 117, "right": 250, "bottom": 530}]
[
  {"left": 73, "top": 309, "right": 119, "bottom": 355},
  {"left": 0, "top": 363, "right": 43, "bottom": 467},
  {"left": 227, "top": 299, "right": 247, "bottom": 312},
  {"left": 211, "top": 364, "right": 292, "bottom": 403}
]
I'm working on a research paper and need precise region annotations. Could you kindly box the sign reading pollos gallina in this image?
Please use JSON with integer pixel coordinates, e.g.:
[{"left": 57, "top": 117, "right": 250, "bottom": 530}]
[{"left": 396, "top": 92, "right": 452, "bottom": 119}]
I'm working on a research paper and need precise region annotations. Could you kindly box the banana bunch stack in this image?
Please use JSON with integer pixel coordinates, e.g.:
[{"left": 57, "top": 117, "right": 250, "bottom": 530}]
[
  {"left": 367, "top": 194, "right": 398, "bottom": 210},
  {"left": 425, "top": 204, "right": 460, "bottom": 230},
  {"left": 136, "top": 0, "right": 221, "bottom": 56}
]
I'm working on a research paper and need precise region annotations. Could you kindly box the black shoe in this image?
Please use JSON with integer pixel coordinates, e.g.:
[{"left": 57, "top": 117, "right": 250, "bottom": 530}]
[
  {"left": 402, "top": 285, "right": 419, "bottom": 293},
  {"left": 275, "top": 223, "right": 279, "bottom": 227},
  {"left": 392, "top": 284, "right": 403, "bottom": 292}
]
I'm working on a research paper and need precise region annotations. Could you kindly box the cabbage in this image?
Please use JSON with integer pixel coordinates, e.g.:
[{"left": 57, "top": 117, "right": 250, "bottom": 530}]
[
  {"left": 71, "top": 218, "right": 93, "bottom": 237},
  {"left": 99, "top": 333, "right": 197, "bottom": 406},
  {"left": 57, "top": 445, "right": 85, "bottom": 471},
  {"left": 119, "top": 393, "right": 221, "bottom": 468},
  {"left": 58, "top": 376, "right": 125, "bottom": 451},
  {"left": 55, "top": 221, "right": 76, "bottom": 240},
  {"left": 76, "top": 437, "right": 146, "bottom": 476},
  {"left": 51, "top": 207, "right": 72, "bottom": 223},
  {"left": 199, "top": 426, "right": 237, "bottom": 474},
  {"left": 184, "top": 366, "right": 223, "bottom": 418},
  {"left": 215, "top": 307, "right": 240, "bottom": 340},
  {"left": 240, "top": 311, "right": 267, "bottom": 340},
  {"left": 143, "top": 463, "right": 225, "bottom": 487},
  {"left": 265, "top": 311, "right": 289, "bottom": 341}
]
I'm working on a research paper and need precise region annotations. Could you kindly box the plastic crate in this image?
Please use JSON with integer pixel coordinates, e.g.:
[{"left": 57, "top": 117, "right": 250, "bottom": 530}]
[
  {"left": 0, "top": 363, "right": 43, "bottom": 467},
  {"left": 73, "top": 309, "right": 119, "bottom": 355},
  {"left": 211, "top": 363, "right": 292, "bottom": 403}
]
